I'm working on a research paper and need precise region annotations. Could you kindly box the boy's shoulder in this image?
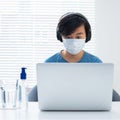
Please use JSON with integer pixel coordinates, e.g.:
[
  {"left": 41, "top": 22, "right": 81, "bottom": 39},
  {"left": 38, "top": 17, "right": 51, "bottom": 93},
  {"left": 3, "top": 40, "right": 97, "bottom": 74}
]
[
  {"left": 45, "top": 52, "right": 61, "bottom": 62},
  {"left": 83, "top": 51, "right": 102, "bottom": 63}
]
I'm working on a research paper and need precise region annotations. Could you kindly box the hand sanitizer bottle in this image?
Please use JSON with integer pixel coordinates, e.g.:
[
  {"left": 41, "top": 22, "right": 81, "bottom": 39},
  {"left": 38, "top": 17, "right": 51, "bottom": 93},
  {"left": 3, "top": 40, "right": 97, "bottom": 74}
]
[{"left": 19, "top": 67, "right": 28, "bottom": 110}]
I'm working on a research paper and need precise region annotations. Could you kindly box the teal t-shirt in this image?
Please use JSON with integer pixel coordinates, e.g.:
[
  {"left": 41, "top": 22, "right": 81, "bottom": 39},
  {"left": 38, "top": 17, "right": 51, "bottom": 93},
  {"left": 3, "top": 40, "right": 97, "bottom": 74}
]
[{"left": 45, "top": 51, "right": 102, "bottom": 63}]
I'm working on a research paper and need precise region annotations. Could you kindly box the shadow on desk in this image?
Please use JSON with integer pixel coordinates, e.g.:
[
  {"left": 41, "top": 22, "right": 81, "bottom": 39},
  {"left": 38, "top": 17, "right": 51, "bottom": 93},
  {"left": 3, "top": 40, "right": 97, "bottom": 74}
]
[{"left": 28, "top": 85, "right": 120, "bottom": 102}]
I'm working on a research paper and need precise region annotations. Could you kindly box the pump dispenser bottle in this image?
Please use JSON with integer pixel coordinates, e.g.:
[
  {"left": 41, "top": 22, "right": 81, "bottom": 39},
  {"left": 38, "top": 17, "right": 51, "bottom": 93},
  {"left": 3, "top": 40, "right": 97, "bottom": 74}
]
[{"left": 19, "top": 67, "right": 28, "bottom": 110}]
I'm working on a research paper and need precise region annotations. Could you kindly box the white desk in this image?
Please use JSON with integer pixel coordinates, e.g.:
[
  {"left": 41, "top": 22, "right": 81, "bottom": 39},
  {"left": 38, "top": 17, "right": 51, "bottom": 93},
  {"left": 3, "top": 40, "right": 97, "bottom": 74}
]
[{"left": 0, "top": 102, "right": 120, "bottom": 120}]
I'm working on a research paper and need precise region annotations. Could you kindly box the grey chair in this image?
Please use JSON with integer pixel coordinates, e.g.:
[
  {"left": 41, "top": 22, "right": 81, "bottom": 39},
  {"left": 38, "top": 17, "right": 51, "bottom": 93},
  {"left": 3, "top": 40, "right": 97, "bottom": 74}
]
[
  {"left": 28, "top": 85, "right": 38, "bottom": 101},
  {"left": 28, "top": 85, "right": 120, "bottom": 101}
]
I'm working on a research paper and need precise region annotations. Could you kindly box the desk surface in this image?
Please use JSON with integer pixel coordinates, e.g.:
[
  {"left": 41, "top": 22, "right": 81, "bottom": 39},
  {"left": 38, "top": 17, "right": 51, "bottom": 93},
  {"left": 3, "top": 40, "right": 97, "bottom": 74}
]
[{"left": 0, "top": 102, "right": 120, "bottom": 120}]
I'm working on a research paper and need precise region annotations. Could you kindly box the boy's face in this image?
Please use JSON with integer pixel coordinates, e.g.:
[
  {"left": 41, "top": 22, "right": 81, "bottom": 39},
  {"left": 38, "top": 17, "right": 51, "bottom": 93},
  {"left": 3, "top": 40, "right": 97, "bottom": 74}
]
[{"left": 62, "top": 24, "right": 86, "bottom": 40}]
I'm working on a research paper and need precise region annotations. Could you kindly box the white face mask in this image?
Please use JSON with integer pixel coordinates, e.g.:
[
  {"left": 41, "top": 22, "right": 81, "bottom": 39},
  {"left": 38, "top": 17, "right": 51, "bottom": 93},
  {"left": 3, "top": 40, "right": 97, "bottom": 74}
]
[{"left": 63, "top": 39, "right": 85, "bottom": 55}]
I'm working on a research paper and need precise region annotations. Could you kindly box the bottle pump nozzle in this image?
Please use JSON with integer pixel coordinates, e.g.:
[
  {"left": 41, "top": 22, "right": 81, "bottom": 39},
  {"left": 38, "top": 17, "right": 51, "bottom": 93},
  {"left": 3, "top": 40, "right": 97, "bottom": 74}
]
[{"left": 20, "top": 67, "right": 27, "bottom": 80}]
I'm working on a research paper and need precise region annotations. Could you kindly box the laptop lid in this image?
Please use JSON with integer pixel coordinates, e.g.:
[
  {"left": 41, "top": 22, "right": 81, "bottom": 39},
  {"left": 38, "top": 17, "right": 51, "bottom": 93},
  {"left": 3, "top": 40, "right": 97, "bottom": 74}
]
[{"left": 37, "top": 63, "right": 114, "bottom": 110}]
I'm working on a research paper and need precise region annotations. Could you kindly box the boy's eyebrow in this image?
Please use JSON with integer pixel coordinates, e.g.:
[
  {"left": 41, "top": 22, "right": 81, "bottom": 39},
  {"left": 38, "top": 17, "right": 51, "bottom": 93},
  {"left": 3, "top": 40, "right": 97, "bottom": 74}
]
[{"left": 76, "top": 32, "right": 83, "bottom": 35}]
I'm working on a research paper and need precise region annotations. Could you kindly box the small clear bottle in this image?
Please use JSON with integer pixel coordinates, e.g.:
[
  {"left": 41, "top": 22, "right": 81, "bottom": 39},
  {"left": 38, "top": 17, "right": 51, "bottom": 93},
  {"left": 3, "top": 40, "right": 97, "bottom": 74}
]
[{"left": 19, "top": 67, "right": 28, "bottom": 110}]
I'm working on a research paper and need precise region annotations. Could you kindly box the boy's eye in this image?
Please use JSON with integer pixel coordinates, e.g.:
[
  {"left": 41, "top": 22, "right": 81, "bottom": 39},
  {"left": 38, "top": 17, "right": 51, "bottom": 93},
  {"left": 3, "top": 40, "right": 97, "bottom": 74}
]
[
  {"left": 65, "top": 36, "right": 71, "bottom": 39},
  {"left": 64, "top": 36, "right": 82, "bottom": 39},
  {"left": 76, "top": 36, "right": 82, "bottom": 39}
]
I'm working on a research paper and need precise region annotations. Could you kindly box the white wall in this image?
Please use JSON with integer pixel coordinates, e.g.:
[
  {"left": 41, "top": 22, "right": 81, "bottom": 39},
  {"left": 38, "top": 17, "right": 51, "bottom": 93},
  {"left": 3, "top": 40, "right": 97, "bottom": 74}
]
[{"left": 96, "top": 0, "right": 120, "bottom": 93}]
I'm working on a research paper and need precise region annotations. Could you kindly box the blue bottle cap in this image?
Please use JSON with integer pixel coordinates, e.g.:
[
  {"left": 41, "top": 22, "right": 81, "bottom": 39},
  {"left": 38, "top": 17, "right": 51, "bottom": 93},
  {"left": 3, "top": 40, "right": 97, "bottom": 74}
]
[{"left": 20, "top": 67, "right": 27, "bottom": 80}]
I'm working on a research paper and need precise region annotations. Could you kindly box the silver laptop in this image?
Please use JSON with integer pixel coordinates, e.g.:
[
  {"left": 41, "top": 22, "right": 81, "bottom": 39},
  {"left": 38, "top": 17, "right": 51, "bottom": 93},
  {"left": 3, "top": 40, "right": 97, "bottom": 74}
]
[{"left": 37, "top": 63, "right": 114, "bottom": 111}]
